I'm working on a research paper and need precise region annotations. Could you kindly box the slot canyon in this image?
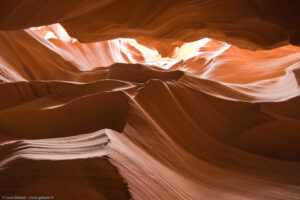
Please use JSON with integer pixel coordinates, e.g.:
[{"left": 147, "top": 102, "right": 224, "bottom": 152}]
[{"left": 0, "top": 1, "right": 300, "bottom": 199}]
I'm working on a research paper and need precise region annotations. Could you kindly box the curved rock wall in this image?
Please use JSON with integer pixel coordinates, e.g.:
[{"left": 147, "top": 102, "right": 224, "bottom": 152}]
[{"left": 0, "top": 1, "right": 300, "bottom": 200}]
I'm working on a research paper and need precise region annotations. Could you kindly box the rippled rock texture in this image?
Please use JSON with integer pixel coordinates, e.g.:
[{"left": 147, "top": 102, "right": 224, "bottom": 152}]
[{"left": 0, "top": 1, "right": 300, "bottom": 200}]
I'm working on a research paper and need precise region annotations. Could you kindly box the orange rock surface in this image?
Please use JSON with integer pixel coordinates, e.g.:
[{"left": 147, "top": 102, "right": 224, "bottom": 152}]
[{"left": 0, "top": 1, "right": 300, "bottom": 200}]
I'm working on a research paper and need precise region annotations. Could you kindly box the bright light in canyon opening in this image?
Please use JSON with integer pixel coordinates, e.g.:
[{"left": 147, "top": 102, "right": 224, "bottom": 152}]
[
  {"left": 127, "top": 38, "right": 212, "bottom": 66},
  {"left": 31, "top": 23, "right": 224, "bottom": 70}
]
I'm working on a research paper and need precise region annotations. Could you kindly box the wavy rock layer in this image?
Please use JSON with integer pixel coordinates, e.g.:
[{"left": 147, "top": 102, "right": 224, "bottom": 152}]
[
  {"left": 1, "top": 64, "right": 300, "bottom": 199},
  {"left": 0, "top": 4, "right": 300, "bottom": 200}
]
